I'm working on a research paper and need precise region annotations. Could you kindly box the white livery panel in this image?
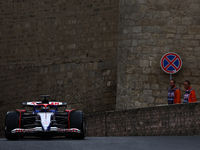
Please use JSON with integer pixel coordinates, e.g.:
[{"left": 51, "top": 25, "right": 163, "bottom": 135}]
[{"left": 26, "top": 102, "right": 64, "bottom": 106}]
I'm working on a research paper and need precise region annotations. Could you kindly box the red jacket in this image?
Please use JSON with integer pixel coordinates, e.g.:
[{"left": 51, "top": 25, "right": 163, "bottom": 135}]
[
  {"left": 187, "top": 87, "right": 197, "bottom": 103},
  {"left": 173, "top": 86, "right": 181, "bottom": 104}
]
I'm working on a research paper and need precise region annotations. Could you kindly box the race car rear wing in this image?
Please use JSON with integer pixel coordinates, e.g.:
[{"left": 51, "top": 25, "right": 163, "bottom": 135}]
[{"left": 22, "top": 102, "right": 67, "bottom": 108}]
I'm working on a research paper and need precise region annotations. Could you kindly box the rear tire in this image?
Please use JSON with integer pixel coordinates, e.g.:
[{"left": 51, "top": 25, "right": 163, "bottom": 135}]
[
  {"left": 5, "top": 111, "right": 20, "bottom": 140},
  {"left": 70, "top": 111, "right": 86, "bottom": 139}
]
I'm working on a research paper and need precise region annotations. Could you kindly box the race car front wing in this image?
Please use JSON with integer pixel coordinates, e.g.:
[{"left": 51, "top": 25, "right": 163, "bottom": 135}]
[{"left": 11, "top": 127, "right": 81, "bottom": 133}]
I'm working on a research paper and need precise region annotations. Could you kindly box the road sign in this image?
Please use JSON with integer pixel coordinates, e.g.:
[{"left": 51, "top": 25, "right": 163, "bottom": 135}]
[{"left": 160, "top": 52, "right": 182, "bottom": 74}]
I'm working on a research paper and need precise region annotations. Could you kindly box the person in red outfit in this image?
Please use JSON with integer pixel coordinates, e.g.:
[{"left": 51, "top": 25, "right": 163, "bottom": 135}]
[
  {"left": 183, "top": 80, "right": 197, "bottom": 103},
  {"left": 168, "top": 79, "right": 181, "bottom": 104}
]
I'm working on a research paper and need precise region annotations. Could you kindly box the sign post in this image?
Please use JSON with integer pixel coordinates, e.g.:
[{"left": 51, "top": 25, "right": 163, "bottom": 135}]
[{"left": 160, "top": 52, "right": 182, "bottom": 80}]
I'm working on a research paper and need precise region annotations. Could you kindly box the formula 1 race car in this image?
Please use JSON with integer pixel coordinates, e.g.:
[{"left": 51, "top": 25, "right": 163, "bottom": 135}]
[{"left": 5, "top": 95, "right": 86, "bottom": 140}]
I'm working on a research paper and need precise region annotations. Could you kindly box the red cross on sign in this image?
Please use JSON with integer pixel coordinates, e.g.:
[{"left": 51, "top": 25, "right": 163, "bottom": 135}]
[{"left": 160, "top": 52, "right": 182, "bottom": 74}]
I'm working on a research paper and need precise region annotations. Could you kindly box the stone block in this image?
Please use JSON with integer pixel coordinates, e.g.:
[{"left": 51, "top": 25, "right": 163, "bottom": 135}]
[
  {"left": 122, "top": 40, "right": 132, "bottom": 47},
  {"left": 177, "top": 26, "right": 187, "bottom": 34},
  {"left": 194, "top": 47, "right": 200, "bottom": 55},
  {"left": 132, "top": 40, "right": 138, "bottom": 46},
  {"left": 162, "top": 11, "right": 170, "bottom": 18},
  {"left": 166, "top": 17, "right": 173, "bottom": 26},
  {"left": 40, "top": 67, "right": 44, "bottom": 74},
  {"left": 149, "top": 60, "right": 158, "bottom": 68},
  {"left": 152, "top": 47, "right": 160, "bottom": 53},
  {"left": 189, "top": 3, "right": 199, "bottom": 10},
  {"left": 187, "top": 62, "right": 199, "bottom": 69},
  {"left": 53, "top": 65, "right": 59, "bottom": 73},
  {"left": 174, "top": 17, "right": 182, "bottom": 25},
  {"left": 108, "top": 41, "right": 113, "bottom": 47},
  {"left": 135, "top": 33, "right": 143, "bottom": 39},
  {"left": 167, "top": 39, "right": 173, "bottom": 44},
  {"left": 134, "top": 101, "right": 141, "bottom": 107},
  {"left": 107, "top": 81, "right": 112, "bottom": 86},
  {"left": 175, "top": 34, "right": 182, "bottom": 39},
  {"left": 138, "top": 40, "right": 147, "bottom": 45},
  {"left": 135, "top": 82, "right": 144, "bottom": 89},
  {"left": 193, "top": 16, "right": 200, "bottom": 25},
  {"left": 148, "top": 0, "right": 155, "bottom": 3},
  {"left": 195, "top": 35, "right": 200, "bottom": 39},
  {"left": 87, "top": 63, "right": 93, "bottom": 70},
  {"left": 191, "top": 40, "right": 199, "bottom": 47},
  {"left": 89, "top": 71, "right": 95, "bottom": 78},
  {"left": 139, "top": 60, "right": 149, "bottom": 67},
  {"left": 143, "top": 90, "right": 153, "bottom": 95},
  {"left": 79, "top": 64, "right": 85, "bottom": 72},
  {"left": 166, "top": 34, "right": 174, "bottom": 39},
  {"left": 180, "top": 40, "right": 191, "bottom": 46},
  {"left": 126, "top": 67, "right": 134, "bottom": 74},
  {"left": 144, "top": 83, "right": 150, "bottom": 89},
  {"left": 127, "top": 81, "right": 135, "bottom": 88},
  {"left": 148, "top": 39, "right": 157, "bottom": 45},
  {"left": 142, "top": 68, "right": 151, "bottom": 74},
  {"left": 48, "top": 66, "right": 53, "bottom": 73},
  {"left": 140, "top": 96, "right": 155, "bottom": 103},
  {"left": 44, "top": 67, "right": 48, "bottom": 74},
  {"left": 60, "top": 64, "right": 65, "bottom": 72},
  {"left": 182, "top": 17, "right": 193, "bottom": 26},
  {"left": 162, "top": 26, "right": 176, "bottom": 33},
  {"left": 191, "top": 69, "right": 200, "bottom": 76},
  {"left": 138, "top": 0, "right": 147, "bottom": 4},
  {"left": 182, "top": 35, "right": 194, "bottom": 40},
  {"left": 151, "top": 84, "right": 159, "bottom": 90},
  {"left": 182, "top": 47, "right": 193, "bottom": 54},
  {"left": 131, "top": 90, "right": 141, "bottom": 97},
  {"left": 132, "top": 26, "right": 142, "bottom": 33},
  {"left": 25, "top": 23, "right": 30, "bottom": 28},
  {"left": 157, "top": 0, "right": 166, "bottom": 3},
  {"left": 153, "top": 91, "right": 160, "bottom": 96},
  {"left": 66, "top": 63, "right": 71, "bottom": 71},
  {"left": 123, "top": 27, "right": 131, "bottom": 34},
  {"left": 56, "top": 73, "right": 65, "bottom": 79},
  {"left": 67, "top": 44, "right": 76, "bottom": 49},
  {"left": 144, "top": 26, "right": 161, "bottom": 33},
  {"left": 139, "top": 75, "right": 149, "bottom": 81},
  {"left": 127, "top": 74, "right": 139, "bottom": 82},
  {"left": 130, "top": 0, "right": 137, "bottom": 5},
  {"left": 143, "top": 33, "right": 151, "bottom": 39},
  {"left": 185, "top": 56, "right": 196, "bottom": 62},
  {"left": 158, "top": 40, "right": 167, "bottom": 46},
  {"left": 155, "top": 98, "right": 166, "bottom": 104},
  {"left": 69, "top": 62, "right": 75, "bottom": 69},
  {"left": 93, "top": 62, "right": 98, "bottom": 70},
  {"left": 98, "top": 62, "right": 105, "bottom": 69},
  {"left": 67, "top": 72, "right": 72, "bottom": 78},
  {"left": 189, "top": 26, "right": 200, "bottom": 34},
  {"left": 149, "top": 75, "right": 158, "bottom": 83}
]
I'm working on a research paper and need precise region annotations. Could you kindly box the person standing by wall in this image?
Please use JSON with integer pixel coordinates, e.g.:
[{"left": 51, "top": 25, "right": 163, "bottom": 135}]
[
  {"left": 183, "top": 80, "right": 197, "bottom": 103},
  {"left": 168, "top": 79, "right": 181, "bottom": 104}
]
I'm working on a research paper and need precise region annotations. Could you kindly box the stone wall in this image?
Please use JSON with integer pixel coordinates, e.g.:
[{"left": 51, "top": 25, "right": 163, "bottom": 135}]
[
  {"left": 0, "top": 0, "right": 119, "bottom": 111},
  {"left": 86, "top": 103, "right": 200, "bottom": 136},
  {"left": 117, "top": 0, "right": 200, "bottom": 110},
  {"left": 0, "top": 0, "right": 119, "bottom": 136}
]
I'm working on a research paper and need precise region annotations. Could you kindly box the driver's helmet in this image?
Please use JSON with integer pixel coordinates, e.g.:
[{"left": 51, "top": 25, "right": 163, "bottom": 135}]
[{"left": 40, "top": 106, "right": 49, "bottom": 112}]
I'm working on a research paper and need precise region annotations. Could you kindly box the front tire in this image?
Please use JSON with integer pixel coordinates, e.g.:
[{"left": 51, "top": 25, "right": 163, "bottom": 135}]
[
  {"left": 5, "top": 111, "right": 20, "bottom": 140},
  {"left": 70, "top": 111, "right": 86, "bottom": 139}
]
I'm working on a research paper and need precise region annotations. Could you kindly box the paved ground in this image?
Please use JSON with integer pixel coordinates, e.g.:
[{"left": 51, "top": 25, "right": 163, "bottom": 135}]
[{"left": 0, "top": 136, "right": 200, "bottom": 150}]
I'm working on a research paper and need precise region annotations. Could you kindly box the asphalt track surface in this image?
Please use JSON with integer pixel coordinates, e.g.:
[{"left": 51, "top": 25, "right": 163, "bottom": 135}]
[{"left": 1, "top": 136, "right": 200, "bottom": 150}]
